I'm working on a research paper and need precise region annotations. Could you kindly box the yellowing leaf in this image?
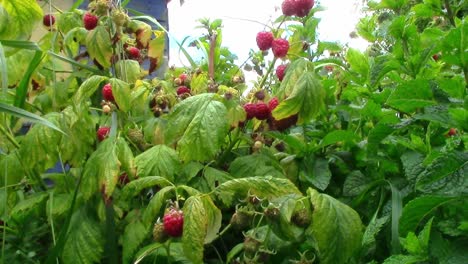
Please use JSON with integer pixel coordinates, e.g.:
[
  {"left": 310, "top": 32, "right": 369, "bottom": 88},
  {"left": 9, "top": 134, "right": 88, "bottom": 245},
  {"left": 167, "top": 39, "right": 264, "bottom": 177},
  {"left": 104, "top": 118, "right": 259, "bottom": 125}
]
[{"left": 85, "top": 25, "right": 112, "bottom": 69}]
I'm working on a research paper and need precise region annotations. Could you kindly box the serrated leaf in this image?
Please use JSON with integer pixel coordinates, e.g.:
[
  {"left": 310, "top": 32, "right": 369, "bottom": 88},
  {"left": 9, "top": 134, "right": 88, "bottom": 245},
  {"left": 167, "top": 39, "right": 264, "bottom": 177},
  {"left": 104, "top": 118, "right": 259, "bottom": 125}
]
[
  {"left": 401, "top": 151, "right": 425, "bottom": 182},
  {"left": 382, "top": 255, "right": 425, "bottom": 264},
  {"left": 81, "top": 139, "right": 120, "bottom": 200},
  {"left": 73, "top": 75, "right": 108, "bottom": 104},
  {"left": 306, "top": 188, "right": 363, "bottom": 264},
  {"left": 203, "top": 166, "right": 233, "bottom": 190},
  {"left": 133, "top": 243, "right": 164, "bottom": 264},
  {"left": 135, "top": 145, "right": 181, "bottom": 182},
  {"left": 269, "top": 194, "right": 305, "bottom": 241},
  {"left": 165, "top": 93, "right": 229, "bottom": 162},
  {"left": 276, "top": 58, "right": 313, "bottom": 99},
  {"left": 299, "top": 156, "right": 332, "bottom": 191},
  {"left": 122, "top": 219, "right": 148, "bottom": 264},
  {"left": 121, "top": 176, "right": 172, "bottom": 200},
  {"left": 272, "top": 72, "right": 324, "bottom": 124},
  {"left": 399, "top": 196, "right": 458, "bottom": 236},
  {"left": 229, "top": 153, "right": 284, "bottom": 179},
  {"left": 403, "top": 232, "right": 423, "bottom": 255},
  {"left": 346, "top": 48, "right": 369, "bottom": 81},
  {"left": 215, "top": 176, "right": 302, "bottom": 207},
  {"left": 418, "top": 217, "right": 433, "bottom": 250},
  {"left": 320, "top": 130, "right": 358, "bottom": 147},
  {"left": 10, "top": 193, "right": 48, "bottom": 221},
  {"left": 148, "top": 31, "right": 165, "bottom": 61},
  {"left": 62, "top": 208, "right": 104, "bottom": 264},
  {"left": 386, "top": 79, "right": 436, "bottom": 113},
  {"left": 190, "top": 72, "right": 208, "bottom": 94},
  {"left": 57, "top": 11, "right": 84, "bottom": 35},
  {"left": 0, "top": 0, "right": 42, "bottom": 39},
  {"left": 85, "top": 25, "right": 112, "bottom": 68},
  {"left": 109, "top": 78, "right": 131, "bottom": 112},
  {"left": 182, "top": 196, "right": 207, "bottom": 264},
  {"left": 200, "top": 195, "right": 222, "bottom": 244},
  {"left": 362, "top": 216, "right": 389, "bottom": 249},
  {"left": 47, "top": 193, "right": 72, "bottom": 218},
  {"left": 0, "top": 151, "right": 25, "bottom": 186},
  {"left": 114, "top": 60, "right": 142, "bottom": 84},
  {"left": 343, "top": 170, "right": 370, "bottom": 197},
  {"left": 142, "top": 185, "right": 175, "bottom": 225}
]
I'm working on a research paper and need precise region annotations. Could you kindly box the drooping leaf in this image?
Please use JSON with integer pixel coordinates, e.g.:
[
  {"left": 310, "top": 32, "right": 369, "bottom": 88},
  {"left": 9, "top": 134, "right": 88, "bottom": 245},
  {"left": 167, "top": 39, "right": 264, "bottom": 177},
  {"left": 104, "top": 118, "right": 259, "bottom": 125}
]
[
  {"left": 108, "top": 78, "right": 132, "bottom": 112},
  {"left": 122, "top": 219, "right": 149, "bottom": 264},
  {"left": 299, "top": 156, "right": 332, "bottom": 191},
  {"left": 319, "top": 130, "right": 359, "bottom": 147},
  {"left": 85, "top": 25, "right": 112, "bottom": 69},
  {"left": 0, "top": 151, "right": 25, "bottom": 186},
  {"left": 115, "top": 137, "right": 136, "bottom": 178},
  {"left": 135, "top": 144, "right": 181, "bottom": 182},
  {"left": 182, "top": 196, "right": 207, "bottom": 264},
  {"left": 73, "top": 75, "right": 108, "bottom": 104},
  {"left": 386, "top": 79, "right": 436, "bottom": 113},
  {"left": 306, "top": 188, "right": 363, "bottom": 264},
  {"left": 10, "top": 193, "right": 48, "bottom": 221},
  {"left": 133, "top": 243, "right": 164, "bottom": 264},
  {"left": 200, "top": 195, "right": 222, "bottom": 244},
  {"left": 229, "top": 153, "right": 284, "bottom": 179},
  {"left": 215, "top": 176, "right": 302, "bottom": 207},
  {"left": 362, "top": 216, "right": 389, "bottom": 250},
  {"left": 399, "top": 196, "right": 458, "bottom": 236},
  {"left": 0, "top": 0, "right": 42, "bottom": 40},
  {"left": 147, "top": 31, "right": 165, "bottom": 65},
  {"left": 164, "top": 93, "right": 229, "bottom": 162},
  {"left": 61, "top": 208, "right": 104, "bottom": 264},
  {"left": 142, "top": 185, "right": 175, "bottom": 226},
  {"left": 121, "top": 176, "right": 172, "bottom": 200},
  {"left": 81, "top": 139, "right": 120, "bottom": 200},
  {"left": 114, "top": 59, "right": 142, "bottom": 84}
]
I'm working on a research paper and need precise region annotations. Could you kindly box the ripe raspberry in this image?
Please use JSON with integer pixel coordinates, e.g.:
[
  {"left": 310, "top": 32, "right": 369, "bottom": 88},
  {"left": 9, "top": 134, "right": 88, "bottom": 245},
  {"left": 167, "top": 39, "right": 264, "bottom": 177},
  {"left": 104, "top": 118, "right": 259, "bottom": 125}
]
[
  {"left": 43, "top": 14, "right": 55, "bottom": 27},
  {"left": 127, "top": 47, "right": 140, "bottom": 59},
  {"left": 255, "top": 102, "right": 270, "bottom": 120},
  {"left": 447, "top": 128, "right": 457, "bottom": 136},
  {"left": 83, "top": 12, "right": 99, "bottom": 30},
  {"left": 432, "top": 54, "right": 440, "bottom": 61},
  {"left": 272, "top": 38, "right": 289, "bottom": 58},
  {"left": 97, "top": 127, "right": 110, "bottom": 142},
  {"left": 179, "top": 73, "right": 188, "bottom": 83},
  {"left": 295, "top": 0, "right": 315, "bottom": 17},
  {"left": 163, "top": 208, "right": 184, "bottom": 237},
  {"left": 282, "top": 0, "right": 298, "bottom": 16},
  {"left": 268, "top": 97, "right": 279, "bottom": 111},
  {"left": 276, "top": 64, "right": 288, "bottom": 81},
  {"left": 256, "top": 31, "right": 274, "bottom": 51},
  {"left": 243, "top": 103, "right": 257, "bottom": 120},
  {"left": 176, "top": 86, "right": 191, "bottom": 96},
  {"left": 102, "top": 83, "right": 115, "bottom": 101}
]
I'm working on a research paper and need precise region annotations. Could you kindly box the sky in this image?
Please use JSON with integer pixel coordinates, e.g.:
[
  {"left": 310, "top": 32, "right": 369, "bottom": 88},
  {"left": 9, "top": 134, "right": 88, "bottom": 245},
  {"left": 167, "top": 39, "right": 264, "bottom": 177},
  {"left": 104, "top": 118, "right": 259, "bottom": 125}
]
[{"left": 166, "top": 0, "right": 369, "bottom": 68}]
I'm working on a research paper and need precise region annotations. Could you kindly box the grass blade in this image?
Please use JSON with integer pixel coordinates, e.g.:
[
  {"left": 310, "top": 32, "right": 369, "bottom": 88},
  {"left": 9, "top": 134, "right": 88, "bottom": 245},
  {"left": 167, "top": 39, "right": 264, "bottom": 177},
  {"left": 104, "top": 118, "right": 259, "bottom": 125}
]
[
  {"left": 14, "top": 50, "right": 44, "bottom": 109},
  {"left": 47, "top": 51, "right": 108, "bottom": 76},
  {"left": 387, "top": 181, "right": 402, "bottom": 254},
  {"left": 0, "top": 40, "right": 42, "bottom": 51},
  {"left": 0, "top": 42, "right": 7, "bottom": 93}
]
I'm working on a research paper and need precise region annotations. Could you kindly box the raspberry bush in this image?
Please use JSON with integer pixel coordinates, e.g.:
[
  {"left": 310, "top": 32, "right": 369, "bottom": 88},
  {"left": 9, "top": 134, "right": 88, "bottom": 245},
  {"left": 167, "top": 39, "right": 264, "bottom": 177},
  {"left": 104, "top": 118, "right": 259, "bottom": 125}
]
[{"left": 0, "top": 0, "right": 466, "bottom": 263}]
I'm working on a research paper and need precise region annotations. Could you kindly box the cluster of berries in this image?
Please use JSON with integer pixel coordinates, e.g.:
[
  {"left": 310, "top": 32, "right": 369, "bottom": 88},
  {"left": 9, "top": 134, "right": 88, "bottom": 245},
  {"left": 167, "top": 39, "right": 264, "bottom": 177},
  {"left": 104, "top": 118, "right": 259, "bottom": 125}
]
[
  {"left": 281, "top": 0, "right": 315, "bottom": 18},
  {"left": 256, "top": 31, "right": 290, "bottom": 58},
  {"left": 243, "top": 97, "right": 297, "bottom": 131},
  {"left": 174, "top": 73, "right": 191, "bottom": 97}
]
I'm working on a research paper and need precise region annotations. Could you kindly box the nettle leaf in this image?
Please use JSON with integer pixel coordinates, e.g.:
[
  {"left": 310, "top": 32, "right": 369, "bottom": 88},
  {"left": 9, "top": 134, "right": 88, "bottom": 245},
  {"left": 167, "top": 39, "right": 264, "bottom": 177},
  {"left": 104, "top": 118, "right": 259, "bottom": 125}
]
[
  {"left": 299, "top": 156, "right": 332, "bottom": 191},
  {"left": 114, "top": 60, "right": 142, "bottom": 84},
  {"left": 0, "top": 0, "right": 42, "bottom": 39},
  {"left": 122, "top": 219, "right": 148, "bottom": 264},
  {"left": 229, "top": 153, "right": 284, "bottom": 179},
  {"left": 343, "top": 170, "right": 371, "bottom": 197},
  {"left": 121, "top": 176, "right": 172, "bottom": 200},
  {"left": 73, "top": 75, "right": 108, "bottom": 104},
  {"left": 215, "top": 176, "right": 302, "bottom": 207},
  {"left": 165, "top": 93, "right": 229, "bottom": 162},
  {"left": 182, "top": 196, "right": 207, "bottom": 264},
  {"left": 399, "top": 196, "right": 458, "bottom": 236},
  {"left": 81, "top": 139, "right": 120, "bottom": 200},
  {"left": 386, "top": 79, "right": 436, "bottom": 113},
  {"left": 142, "top": 185, "right": 175, "bottom": 225},
  {"left": 441, "top": 23, "right": 467, "bottom": 66},
  {"left": 401, "top": 151, "right": 425, "bottom": 182},
  {"left": 200, "top": 195, "right": 222, "bottom": 244},
  {"left": 109, "top": 78, "right": 131, "bottom": 112},
  {"left": 272, "top": 72, "right": 324, "bottom": 124},
  {"left": 85, "top": 25, "right": 112, "bottom": 69},
  {"left": 62, "top": 208, "right": 104, "bottom": 264},
  {"left": 135, "top": 145, "right": 181, "bottom": 182},
  {"left": 416, "top": 150, "right": 468, "bottom": 194},
  {"left": 306, "top": 188, "right": 363, "bottom": 264}
]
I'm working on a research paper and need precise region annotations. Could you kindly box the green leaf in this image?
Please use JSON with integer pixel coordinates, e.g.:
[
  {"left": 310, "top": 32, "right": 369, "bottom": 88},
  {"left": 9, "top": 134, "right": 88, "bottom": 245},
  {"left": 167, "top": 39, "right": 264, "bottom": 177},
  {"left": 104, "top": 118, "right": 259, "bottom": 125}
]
[
  {"left": 114, "top": 60, "right": 142, "bottom": 84},
  {"left": 133, "top": 243, "right": 164, "bottom": 264},
  {"left": 418, "top": 217, "right": 433, "bottom": 250},
  {"left": 0, "top": 0, "right": 42, "bottom": 39},
  {"left": 109, "top": 78, "right": 132, "bottom": 112},
  {"left": 229, "top": 153, "right": 284, "bottom": 179},
  {"left": 62, "top": 208, "right": 104, "bottom": 264},
  {"left": 269, "top": 194, "right": 305, "bottom": 241},
  {"left": 10, "top": 193, "right": 48, "bottom": 221},
  {"left": 122, "top": 219, "right": 148, "bottom": 264},
  {"left": 306, "top": 188, "right": 363, "bottom": 264},
  {"left": 346, "top": 48, "right": 369, "bottom": 81},
  {"left": 399, "top": 196, "right": 458, "bottom": 236},
  {"left": 362, "top": 216, "right": 389, "bottom": 250},
  {"left": 416, "top": 151, "right": 468, "bottom": 194},
  {"left": 299, "top": 156, "right": 332, "bottom": 191},
  {"left": 135, "top": 145, "right": 181, "bottom": 182},
  {"left": 203, "top": 166, "right": 233, "bottom": 190},
  {"left": 403, "top": 232, "right": 423, "bottom": 255},
  {"left": 182, "top": 196, "right": 207, "bottom": 264},
  {"left": 148, "top": 31, "right": 165, "bottom": 64},
  {"left": 165, "top": 93, "right": 229, "bottom": 162},
  {"left": 0, "top": 102, "right": 64, "bottom": 133},
  {"left": 386, "top": 79, "right": 436, "bottom": 113},
  {"left": 382, "top": 255, "right": 425, "bottom": 264},
  {"left": 81, "top": 139, "right": 120, "bottom": 200},
  {"left": 73, "top": 75, "right": 108, "bottom": 104},
  {"left": 276, "top": 58, "right": 313, "bottom": 99},
  {"left": 320, "top": 130, "right": 358, "bottom": 147},
  {"left": 215, "top": 176, "right": 302, "bottom": 207},
  {"left": 85, "top": 25, "right": 112, "bottom": 68},
  {"left": 272, "top": 72, "right": 324, "bottom": 124},
  {"left": 200, "top": 195, "right": 221, "bottom": 244},
  {"left": 121, "top": 176, "right": 172, "bottom": 200},
  {"left": 401, "top": 151, "right": 425, "bottom": 181},
  {"left": 343, "top": 170, "right": 370, "bottom": 197},
  {"left": 142, "top": 185, "right": 175, "bottom": 225},
  {"left": 0, "top": 151, "right": 25, "bottom": 186},
  {"left": 46, "top": 193, "right": 72, "bottom": 218}
]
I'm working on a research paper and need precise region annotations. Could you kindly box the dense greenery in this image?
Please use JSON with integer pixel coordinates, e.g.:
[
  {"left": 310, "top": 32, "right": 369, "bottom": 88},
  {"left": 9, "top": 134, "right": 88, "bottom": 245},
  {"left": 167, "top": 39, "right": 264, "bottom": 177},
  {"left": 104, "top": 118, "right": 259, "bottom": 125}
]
[{"left": 0, "top": 0, "right": 466, "bottom": 263}]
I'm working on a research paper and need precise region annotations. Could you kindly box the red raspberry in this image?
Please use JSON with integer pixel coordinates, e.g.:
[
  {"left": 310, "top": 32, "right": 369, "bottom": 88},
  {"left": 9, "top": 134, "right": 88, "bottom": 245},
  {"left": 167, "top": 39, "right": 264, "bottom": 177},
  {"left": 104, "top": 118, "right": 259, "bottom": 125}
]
[
  {"left": 295, "top": 0, "right": 315, "bottom": 17},
  {"left": 268, "top": 97, "right": 279, "bottom": 111},
  {"left": 447, "top": 128, "right": 457, "bottom": 136},
  {"left": 43, "top": 14, "right": 55, "bottom": 27},
  {"left": 256, "top": 31, "right": 274, "bottom": 51},
  {"left": 83, "top": 12, "right": 99, "bottom": 30},
  {"left": 179, "top": 73, "right": 188, "bottom": 82},
  {"left": 127, "top": 47, "right": 140, "bottom": 59},
  {"left": 255, "top": 102, "right": 271, "bottom": 120},
  {"left": 102, "top": 83, "right": 115, "bottom": 101},
  {"left": 324, "top": 65, "right": 334, "bottom": 72},
  {"left": 176, "top": 86, "right": 191, "bottom": 96},
  {"left": 163, "top": 208, "right": 184, "bottom": 237},
  {"left": 244, "top": 103, "right": 257, "bottom": 120},
  {"left": 97, "top": 127, "right": 110, "bottom": 142},
  {"left": 432, "top": 54, "right": 440, "bottom": 61},
  {"left": 272, "top": 38, "right": 289, "bottom": 58},
  {"left": 282, "top": 0, "right": 298, "bottom": 16},
  {"left": 276, "top": 64, "right": 288, "bottom": 81}
]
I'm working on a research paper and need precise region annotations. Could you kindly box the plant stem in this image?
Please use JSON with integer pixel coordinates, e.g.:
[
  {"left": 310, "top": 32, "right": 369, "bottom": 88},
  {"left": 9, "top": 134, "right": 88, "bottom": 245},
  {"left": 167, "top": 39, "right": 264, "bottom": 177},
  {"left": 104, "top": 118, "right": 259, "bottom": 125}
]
[
  {"left": 257, "top": 57, "right": 277, "bottom": 91},
  {"left": 0, "top": 124, "right": 20, "bottom": 148},
  {"left": 164, "top": 240, "right": 172, "bottom": 263},
  {"left": 208, "top": 33, "right": 217, "bottom": 80},
  {"left": 443, "top": 0, "right": 456, "bottom": 27}
]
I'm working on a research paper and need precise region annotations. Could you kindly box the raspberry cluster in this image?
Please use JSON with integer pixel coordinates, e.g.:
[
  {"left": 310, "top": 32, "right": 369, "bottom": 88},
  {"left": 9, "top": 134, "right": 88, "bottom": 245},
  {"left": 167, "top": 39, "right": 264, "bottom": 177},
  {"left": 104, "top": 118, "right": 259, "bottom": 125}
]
[
  {"left": 243, "top": 102, "right": 271, "bottom": 121},
  {"left": 255, "top": 33, "right": 290, "bottom": 58},
  {"left": 281, "top": 0, "right": 315, "bottom": 18}
]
